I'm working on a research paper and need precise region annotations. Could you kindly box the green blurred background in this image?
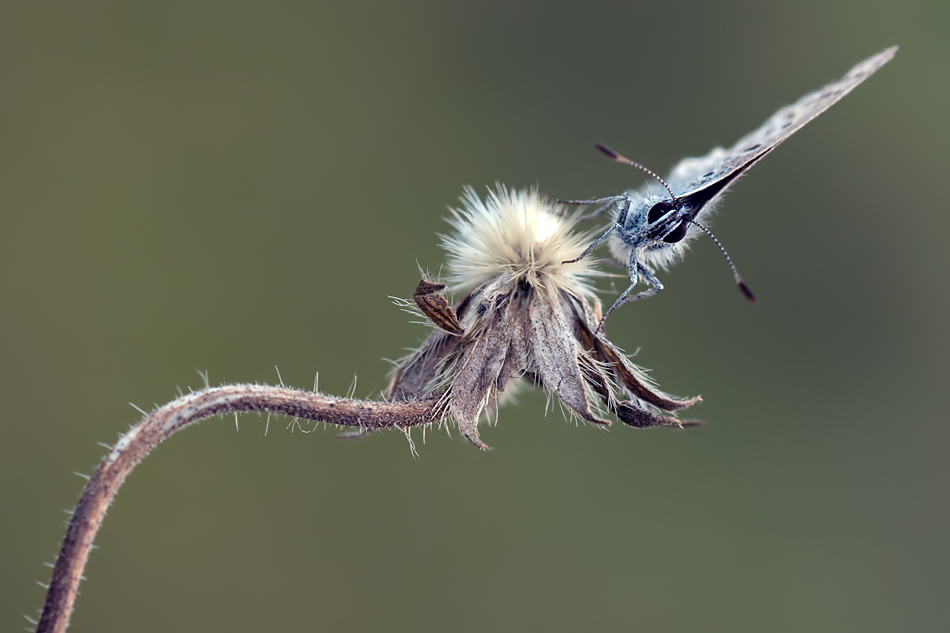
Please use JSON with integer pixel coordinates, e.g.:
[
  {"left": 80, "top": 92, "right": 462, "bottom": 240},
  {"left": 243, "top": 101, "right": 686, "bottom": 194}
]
[{"left": 2, "top": 1, "right": 947, "bottom": 631}]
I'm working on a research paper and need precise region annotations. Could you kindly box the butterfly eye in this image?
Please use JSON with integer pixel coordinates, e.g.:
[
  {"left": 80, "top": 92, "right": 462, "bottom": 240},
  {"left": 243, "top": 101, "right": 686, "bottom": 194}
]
[
  {"left": 647, "top": 201, "right": 675, "bottom": 224},
  {"left": 663, "top": 223, "right": 688, "bottom": 243}
]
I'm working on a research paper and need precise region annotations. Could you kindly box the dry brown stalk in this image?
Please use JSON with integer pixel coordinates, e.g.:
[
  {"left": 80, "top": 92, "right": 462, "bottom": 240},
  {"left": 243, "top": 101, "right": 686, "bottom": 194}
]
[{"left": 35, "top": 385, "right": 439, "bottom": 633}]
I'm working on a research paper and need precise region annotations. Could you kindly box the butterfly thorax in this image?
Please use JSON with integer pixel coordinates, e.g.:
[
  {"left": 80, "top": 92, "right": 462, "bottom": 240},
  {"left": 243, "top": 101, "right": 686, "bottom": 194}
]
[{"left": 608, "top": 186, "right": 703, "bottom": 271}]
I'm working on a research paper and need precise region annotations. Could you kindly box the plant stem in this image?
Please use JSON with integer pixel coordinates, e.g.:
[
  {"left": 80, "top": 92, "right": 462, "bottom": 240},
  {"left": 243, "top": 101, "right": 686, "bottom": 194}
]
[{"left": 36, "top": 383, "right": 438, "bottom": 633}]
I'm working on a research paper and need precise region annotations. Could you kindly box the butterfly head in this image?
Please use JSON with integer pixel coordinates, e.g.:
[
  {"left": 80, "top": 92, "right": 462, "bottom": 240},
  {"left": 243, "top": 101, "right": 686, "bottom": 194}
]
[
  {"left": 646, "top": 199, "right": 689, "bottom": 244},
  {"left": 607, "top": 186, "right": 700, "bottom": 270}
]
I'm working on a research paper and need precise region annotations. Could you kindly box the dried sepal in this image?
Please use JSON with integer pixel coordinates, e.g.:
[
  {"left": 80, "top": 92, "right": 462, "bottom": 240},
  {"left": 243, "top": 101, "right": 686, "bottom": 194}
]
[
  {"left": 525, "top": 289, "right": 609, "bottom": 426},
  {"left": 613, "top": 402, "right": 702, "bottom": 429},
  {"left": 385, "top": 327, "right": 458, "bottom": 403},
  {"left": 446, "top": 289, "right": 513, "bottom": 449},
  {"left": 577, "top": 317, "right": 702, "bottom": 412}
]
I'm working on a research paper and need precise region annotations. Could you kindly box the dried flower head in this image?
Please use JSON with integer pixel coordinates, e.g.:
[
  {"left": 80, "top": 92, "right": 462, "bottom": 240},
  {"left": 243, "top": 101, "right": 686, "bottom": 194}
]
[
  {"left": 441, "top": 187, "right": 604, "bottom": 301},
  {"left": 387, "top": 185, "right": 701, "bottom": 449}
]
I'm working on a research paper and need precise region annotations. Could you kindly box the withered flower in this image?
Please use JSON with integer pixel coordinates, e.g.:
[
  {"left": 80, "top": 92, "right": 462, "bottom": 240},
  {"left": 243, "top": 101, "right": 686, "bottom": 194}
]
[{"left": 388, "top": 186, "right": 701, "bottom": 449}]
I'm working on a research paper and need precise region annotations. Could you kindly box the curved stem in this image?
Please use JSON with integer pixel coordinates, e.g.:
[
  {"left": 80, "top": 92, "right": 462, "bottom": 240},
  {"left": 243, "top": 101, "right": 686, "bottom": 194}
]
[{"left": 36, "top": 384, "right": 439, "bottom": 633}]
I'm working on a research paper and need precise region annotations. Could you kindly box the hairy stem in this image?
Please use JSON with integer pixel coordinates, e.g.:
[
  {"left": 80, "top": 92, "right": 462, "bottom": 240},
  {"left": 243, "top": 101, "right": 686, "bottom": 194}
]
[{"left": 36, "top": 383, "right": 439, "bottom": 633}]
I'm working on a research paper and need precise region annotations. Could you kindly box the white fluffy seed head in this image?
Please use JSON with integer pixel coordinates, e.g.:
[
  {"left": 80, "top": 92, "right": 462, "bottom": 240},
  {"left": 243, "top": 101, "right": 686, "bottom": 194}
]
[{"left": 442, "top": 185, "right": 604, "bottom": 299}]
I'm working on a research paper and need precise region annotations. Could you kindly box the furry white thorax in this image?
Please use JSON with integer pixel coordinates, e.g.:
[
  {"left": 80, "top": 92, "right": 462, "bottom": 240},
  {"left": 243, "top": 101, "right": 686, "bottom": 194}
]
[
  {"left": 442, "top": 185, "right": 604, "bottom": 299},
  {"left": 607, "top": 182, "right": 718, "bottom": 273}
]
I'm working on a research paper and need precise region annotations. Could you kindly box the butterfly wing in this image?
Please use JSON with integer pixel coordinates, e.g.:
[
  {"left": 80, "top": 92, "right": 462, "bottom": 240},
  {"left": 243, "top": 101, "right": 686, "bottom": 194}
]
[{"left": 667, "top": 46, "right": 896, "bottom": 213}]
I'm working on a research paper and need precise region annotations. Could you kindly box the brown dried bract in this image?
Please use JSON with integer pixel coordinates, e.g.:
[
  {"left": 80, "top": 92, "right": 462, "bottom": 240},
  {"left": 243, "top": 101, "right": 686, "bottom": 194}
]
[{"left": 412, "top": 279, "right": 464, "bottom": 335}]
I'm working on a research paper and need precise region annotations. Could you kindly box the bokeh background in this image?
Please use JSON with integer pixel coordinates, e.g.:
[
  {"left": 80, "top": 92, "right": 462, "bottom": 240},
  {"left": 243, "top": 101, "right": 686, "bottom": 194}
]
[{"left": 3, "top": 1, "right": 947, "bottom": 632}]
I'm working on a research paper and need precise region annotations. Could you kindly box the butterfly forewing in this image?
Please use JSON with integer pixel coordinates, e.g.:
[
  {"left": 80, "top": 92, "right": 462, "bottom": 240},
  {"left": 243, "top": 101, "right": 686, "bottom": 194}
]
[{"left": 667, "top": 46, "right": 897, "bottom": 207}]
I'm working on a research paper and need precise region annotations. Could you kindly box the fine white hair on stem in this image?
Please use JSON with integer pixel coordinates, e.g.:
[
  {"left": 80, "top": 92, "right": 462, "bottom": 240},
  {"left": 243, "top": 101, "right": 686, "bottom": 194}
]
[{"left": 442, "top": 185, "right": 606, "bottom": 300}]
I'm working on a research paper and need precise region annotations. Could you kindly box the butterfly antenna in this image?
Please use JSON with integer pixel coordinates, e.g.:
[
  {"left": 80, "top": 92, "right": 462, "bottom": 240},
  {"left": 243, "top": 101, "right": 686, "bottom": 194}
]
[
  {"left": 596, "top": 143, "right": 678, "bottom": 204},
  {"left": 686, "top": 219, "right": 756, "bottom": 303}
]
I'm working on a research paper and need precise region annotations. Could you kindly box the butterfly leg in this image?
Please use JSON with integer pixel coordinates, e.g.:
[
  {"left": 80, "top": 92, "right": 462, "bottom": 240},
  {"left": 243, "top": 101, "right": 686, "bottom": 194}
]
[
  {"left": 596, "top": 254, "right": 664, "bottom": 334},
  {"left": 563, "top": 223, "right": 617, "bottom": 265},
  {"left": 561, "top": 195, "right": 631, "bottom": 265}
]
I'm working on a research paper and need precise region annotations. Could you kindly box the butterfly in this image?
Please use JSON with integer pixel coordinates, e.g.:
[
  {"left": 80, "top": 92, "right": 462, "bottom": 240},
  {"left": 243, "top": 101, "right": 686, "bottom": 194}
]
[{"left": 562, "top": 46, "right": 897, "bottom": 332}]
